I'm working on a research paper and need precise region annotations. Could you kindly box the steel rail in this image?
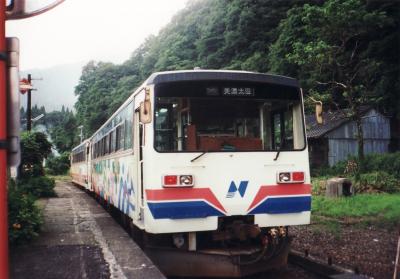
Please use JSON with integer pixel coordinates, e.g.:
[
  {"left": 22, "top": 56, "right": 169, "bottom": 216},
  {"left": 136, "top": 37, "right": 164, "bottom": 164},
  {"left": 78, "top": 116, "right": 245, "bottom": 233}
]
[{"left": 289, "top": 249, "right": 367, "bottom": 279}]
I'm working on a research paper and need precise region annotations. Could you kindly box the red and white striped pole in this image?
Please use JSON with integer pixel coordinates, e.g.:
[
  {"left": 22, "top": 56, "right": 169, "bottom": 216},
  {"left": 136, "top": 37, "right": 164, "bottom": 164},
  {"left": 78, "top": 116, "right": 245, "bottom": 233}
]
[
  {"left": 0, "top": 1, "right": 66, "bottom": 277},
  {"left": 0, "top": 1, "right": 9, "bottom": 278}
]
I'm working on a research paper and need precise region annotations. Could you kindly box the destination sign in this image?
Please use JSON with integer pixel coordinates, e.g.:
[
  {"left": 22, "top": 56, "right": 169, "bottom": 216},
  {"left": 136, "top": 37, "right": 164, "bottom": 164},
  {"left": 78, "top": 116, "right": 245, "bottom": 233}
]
[{"left": 222, "top": 87, "right": 254, "bottom": 96}]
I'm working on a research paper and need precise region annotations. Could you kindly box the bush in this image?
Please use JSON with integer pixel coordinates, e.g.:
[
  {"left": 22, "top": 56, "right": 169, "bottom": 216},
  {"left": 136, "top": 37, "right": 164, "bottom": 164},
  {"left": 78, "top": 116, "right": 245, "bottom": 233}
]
[
  {"left": 311, "top": 176, "right": 329, "bottom": 195},
  {"left": 18, "top": 176, "right": 56, "bottom": 198},
  {"left": 311, "top": 160, "right": 348, "bottom": 177},
  {"left": 312, "top": 152, "right": 400, "bottom": 179},
  {"left": 356, "top": 171, "right": 400, "bottom": 193},
  {"left": 360, "top": 152, "right": 400, "bottom": 179},
  {"left": 46, "top": 152, "right": 71, "bottom": 175},
  {"left": 8, "top": 180, "right": 42, "bottom": 245},
  {"left": 20, "top": 131, "right": 52, "bottom": 178}
]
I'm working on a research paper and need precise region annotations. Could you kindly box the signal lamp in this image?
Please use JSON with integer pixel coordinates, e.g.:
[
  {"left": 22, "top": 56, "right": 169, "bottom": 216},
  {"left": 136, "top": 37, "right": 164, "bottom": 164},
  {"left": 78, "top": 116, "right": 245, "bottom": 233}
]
[
  {"left": 277, "top": 171, "right": 305, "bottom": 184},
  {"left": 163, "top": 175, "right": 194, "bottom": 188}
]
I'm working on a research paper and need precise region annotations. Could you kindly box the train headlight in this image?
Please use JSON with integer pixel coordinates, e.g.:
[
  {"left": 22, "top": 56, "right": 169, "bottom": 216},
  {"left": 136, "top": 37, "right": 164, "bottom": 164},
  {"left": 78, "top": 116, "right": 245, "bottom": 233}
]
[
  {"left": 278, "top": 172, "right": 291, "bottom": 183},
  {"left": 180, "top": 175, "right": 193, "bottom": 186},
  {"left": 163, "top": 175, "right": 194, "bottom": 187},
  {"left": 277, "top": 171, "right": 305, "bottom": 184}
]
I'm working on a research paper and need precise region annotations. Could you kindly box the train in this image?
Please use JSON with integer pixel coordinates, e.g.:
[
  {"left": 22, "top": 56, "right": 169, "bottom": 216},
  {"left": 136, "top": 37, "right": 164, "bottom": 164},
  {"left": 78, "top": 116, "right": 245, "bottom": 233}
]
[{"left": 70, "top": 70, "right": 311, "bottom": 277}]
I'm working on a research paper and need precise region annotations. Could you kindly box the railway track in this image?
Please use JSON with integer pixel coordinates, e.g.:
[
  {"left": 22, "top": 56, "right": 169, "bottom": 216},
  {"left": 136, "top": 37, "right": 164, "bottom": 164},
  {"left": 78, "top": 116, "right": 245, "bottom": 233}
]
[
  {"left": 288, "top": 249, "right": 366, "bottom": 279},
  {"left": 88, "top": 186, "right": 367, "bottom": 279}
]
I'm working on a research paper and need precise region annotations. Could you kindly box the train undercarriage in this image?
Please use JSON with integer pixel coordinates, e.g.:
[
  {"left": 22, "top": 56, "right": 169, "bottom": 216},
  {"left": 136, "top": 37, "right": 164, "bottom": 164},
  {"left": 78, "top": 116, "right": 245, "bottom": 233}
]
[{"left": 140, "top": 216, "right": 290, "bottom": 277}]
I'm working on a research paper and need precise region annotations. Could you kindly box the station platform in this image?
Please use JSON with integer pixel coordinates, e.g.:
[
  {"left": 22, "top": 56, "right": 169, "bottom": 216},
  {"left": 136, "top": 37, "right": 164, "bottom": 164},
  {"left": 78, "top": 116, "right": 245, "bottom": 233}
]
[{"left": 10, "top": 180, "right": 166, "bottom": 279}]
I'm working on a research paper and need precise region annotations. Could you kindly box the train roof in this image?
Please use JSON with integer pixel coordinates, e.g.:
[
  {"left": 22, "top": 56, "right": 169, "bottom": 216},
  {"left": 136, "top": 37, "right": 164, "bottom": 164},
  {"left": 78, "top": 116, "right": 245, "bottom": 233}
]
[
  {"left": 146, "top": 70, "right": 299, "bottom": 88},
  {"left": 71, "top": 139, "right": 89, "bottom": 152}
]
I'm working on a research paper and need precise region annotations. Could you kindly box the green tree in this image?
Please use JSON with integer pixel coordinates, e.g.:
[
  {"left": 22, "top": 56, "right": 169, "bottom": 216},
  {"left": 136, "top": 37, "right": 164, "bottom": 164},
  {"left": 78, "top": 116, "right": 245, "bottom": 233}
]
[
  {"left": 20, "top": 132, "right": 52, "bottom": 178},
  {"left": 269, "top": 0, "right": 397, "bottom": 161},
  {"left": 46, "top": 152, "right": 71, "bottom": 175},
  {"left": 45, "top": 107, "right": 79, "bottom": 153},
  {"left": 74, "top": 0, "right": 299, "bottom": 134}
]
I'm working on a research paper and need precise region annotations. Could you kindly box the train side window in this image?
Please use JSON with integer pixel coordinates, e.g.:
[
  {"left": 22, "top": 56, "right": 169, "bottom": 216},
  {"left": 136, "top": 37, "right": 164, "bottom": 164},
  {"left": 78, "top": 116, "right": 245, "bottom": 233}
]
[
  {"left": 124, "top": 119, "right": 132, "bottom": 150},
  {"left": 124, "top": 102, "right": 133, "bottom": 150},
  {"left": 116, "top": 124, "right": 124, "bottom": 151},
  {"left": 96, "top": 141, "right": 100, "bottom": 158},
  {"left": 94, "top": 143, "right": 96, "bottom": 158},
  {"left": 102, "top": 137, "right": 106, "bottom": 156},
  {"left": 110, "top": 130, "right": 116, "bottom": 153},
  {"left": 105, "top": 135, "right": 109, "bottom": 154},
  {"left": 108, "top": 133, "right": 112, "bottom": 153},
  {"left": 116, "top": 127, "right": 120, "bottom": 150},
  {"left": 100, "top": 138, "right": 103, "bottom": 157},
  {"left": 119, "top": 124, "right": 125, "bottom": 150}
]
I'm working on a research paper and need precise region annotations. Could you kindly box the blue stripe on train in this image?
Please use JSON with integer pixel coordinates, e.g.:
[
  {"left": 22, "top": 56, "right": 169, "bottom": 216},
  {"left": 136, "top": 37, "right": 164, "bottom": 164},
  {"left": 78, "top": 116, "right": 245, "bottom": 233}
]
[
  {"left": 249, "top": 196, "right": 311, "bottom": 214},
  {"left": 148, "top": 201, "right": 225, "bottom": 219}
]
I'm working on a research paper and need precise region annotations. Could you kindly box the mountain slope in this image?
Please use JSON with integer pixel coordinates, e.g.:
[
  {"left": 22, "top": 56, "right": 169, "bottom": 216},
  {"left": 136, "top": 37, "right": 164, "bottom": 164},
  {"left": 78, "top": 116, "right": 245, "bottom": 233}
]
[{"left": 21, "top": 62, "right": 85, "bottom": 112}]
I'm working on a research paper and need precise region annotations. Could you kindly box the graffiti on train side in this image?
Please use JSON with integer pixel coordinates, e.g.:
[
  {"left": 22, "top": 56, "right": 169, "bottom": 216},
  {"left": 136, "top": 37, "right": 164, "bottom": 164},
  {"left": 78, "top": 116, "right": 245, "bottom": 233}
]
[{"left": 93, "top": 157, "right": 135, "bottom": 215}]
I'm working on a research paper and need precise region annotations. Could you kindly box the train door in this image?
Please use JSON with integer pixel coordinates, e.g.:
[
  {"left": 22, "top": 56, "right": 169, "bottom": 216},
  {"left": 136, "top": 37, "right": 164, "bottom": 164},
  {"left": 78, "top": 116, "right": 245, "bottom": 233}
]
[
  {"left": 86, "top": 143, "right": 92, "bottom": 191},
  {"left": 133, "top": 108, "right": 145, "bottom": 225}
]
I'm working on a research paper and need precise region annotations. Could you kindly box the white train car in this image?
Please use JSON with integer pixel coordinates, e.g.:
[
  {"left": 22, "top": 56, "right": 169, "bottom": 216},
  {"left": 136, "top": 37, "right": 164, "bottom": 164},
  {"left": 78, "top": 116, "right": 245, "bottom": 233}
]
[
  {"left": 71, "top": 70, "right": 311, "bottom": 277},
  {"left": 70, "top": 139, "right": 90, "bottom": 189}
]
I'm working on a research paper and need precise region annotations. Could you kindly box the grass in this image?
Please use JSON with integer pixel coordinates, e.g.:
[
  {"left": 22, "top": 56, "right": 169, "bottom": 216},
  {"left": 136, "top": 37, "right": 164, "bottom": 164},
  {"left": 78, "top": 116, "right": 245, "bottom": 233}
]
[{"left": 312, "top": 193, "right": 400, "bottom": 227}]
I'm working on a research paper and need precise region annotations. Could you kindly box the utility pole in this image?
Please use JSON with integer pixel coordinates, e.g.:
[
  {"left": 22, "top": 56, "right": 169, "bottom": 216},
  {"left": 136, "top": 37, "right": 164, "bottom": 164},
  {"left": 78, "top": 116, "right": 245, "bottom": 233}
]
[
  {"left": 26, "top": 74, "right": 32, "bottom": 131},
  {"left": 78, "top": 125, "right": 84, "bottom": 143}
]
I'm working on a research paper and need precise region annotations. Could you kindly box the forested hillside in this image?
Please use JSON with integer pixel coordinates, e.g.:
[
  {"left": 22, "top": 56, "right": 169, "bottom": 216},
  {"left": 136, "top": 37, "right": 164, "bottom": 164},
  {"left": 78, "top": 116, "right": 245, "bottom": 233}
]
[{"left": 74, "top": 0, "right": 399, "bottom": 137}]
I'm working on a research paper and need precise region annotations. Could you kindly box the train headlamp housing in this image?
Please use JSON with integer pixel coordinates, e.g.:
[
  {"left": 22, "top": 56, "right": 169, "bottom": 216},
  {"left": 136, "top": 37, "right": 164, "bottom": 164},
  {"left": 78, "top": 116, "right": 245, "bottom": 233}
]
[
  {"left": 278, "top": 172, "right": 291, "bottom": 183},
  {"left": 163, "top": 175, "right": 194, "bottom": 188},
  {"left": 277, "top": 171, "right": 305, "bottom": 184}
]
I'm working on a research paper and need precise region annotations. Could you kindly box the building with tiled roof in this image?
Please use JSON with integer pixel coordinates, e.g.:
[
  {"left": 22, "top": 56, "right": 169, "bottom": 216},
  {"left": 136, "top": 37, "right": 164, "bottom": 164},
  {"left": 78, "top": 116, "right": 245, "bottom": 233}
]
[{"left": 306, "top": 107, "right": 390, "bottom": 167}]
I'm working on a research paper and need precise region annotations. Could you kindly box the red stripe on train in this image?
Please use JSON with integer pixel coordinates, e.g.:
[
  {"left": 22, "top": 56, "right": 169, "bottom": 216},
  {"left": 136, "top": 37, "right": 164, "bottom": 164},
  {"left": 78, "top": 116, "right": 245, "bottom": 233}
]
[
  {"left": 146, "top": 188, "right": 227, "bottom": 213},
  {"left": 247, "top": 184, "right": 311, "bottom": 211}
]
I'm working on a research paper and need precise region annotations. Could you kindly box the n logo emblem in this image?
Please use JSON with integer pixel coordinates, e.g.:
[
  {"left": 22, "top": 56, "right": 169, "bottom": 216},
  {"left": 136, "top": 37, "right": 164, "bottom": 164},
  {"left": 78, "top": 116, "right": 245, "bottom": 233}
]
[{"left": 226, "top": 181, "right": 249, "bottom": 198}]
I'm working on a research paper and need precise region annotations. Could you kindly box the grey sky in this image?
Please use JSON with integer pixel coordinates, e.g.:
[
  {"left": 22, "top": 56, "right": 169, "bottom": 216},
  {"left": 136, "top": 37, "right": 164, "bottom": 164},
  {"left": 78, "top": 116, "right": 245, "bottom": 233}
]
[{"left": 6, "top": 0, "right": 189, "bottom": 71}]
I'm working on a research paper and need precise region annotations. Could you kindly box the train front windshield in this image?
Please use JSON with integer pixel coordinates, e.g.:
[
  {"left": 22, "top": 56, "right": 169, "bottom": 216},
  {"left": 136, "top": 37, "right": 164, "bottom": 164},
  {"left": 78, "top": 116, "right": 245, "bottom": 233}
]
[{"left": 154, "top": 81, "right": 306, "bottom": 152}]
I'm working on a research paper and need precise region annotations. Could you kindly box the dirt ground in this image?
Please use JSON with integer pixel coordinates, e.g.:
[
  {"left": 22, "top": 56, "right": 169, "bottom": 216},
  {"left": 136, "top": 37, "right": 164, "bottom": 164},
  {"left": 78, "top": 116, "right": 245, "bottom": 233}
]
[{"left": 290, "top": 222, "right": 399, "bottom": 279}]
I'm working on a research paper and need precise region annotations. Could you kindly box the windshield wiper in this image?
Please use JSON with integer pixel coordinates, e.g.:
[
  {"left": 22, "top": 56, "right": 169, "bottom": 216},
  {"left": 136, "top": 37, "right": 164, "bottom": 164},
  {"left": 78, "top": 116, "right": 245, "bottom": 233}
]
[
  {"left": 274, "top": 139, "right": 285, "bottom": 161},
  {"left": 273, "top": 146, "right": 282, "bottom": 161},
  {"left": 191, "top": 151, "right": 207, "bottom": 162}
]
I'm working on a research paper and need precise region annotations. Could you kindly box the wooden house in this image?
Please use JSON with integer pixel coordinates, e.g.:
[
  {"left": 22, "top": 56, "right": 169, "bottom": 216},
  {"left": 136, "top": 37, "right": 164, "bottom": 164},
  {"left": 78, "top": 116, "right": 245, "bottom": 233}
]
[{"left": 306, "top": 107, "right": 391, "bottom": 167}]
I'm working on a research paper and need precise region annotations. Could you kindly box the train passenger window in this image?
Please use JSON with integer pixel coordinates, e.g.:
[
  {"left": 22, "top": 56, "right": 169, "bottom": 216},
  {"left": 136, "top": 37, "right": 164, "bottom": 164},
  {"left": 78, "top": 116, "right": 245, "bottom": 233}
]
[
  {"left": 95, "top": 143, "right": 97, "bottom": 158},
  {"left": 102, "top": 137, "right": 107, "bottom": 156},
  {"left": 97, "top": 141, "right": 100, "bottom": 157},
  {"left": 110, "top": 130, "right": 116, "bottom": 153},
  {"left": 101, "top": 139, "right": 104, "bottom": 156},
  {"left": 125, "top": 119, "right": 133, "bottom": 150},
  {"left": 116, "top": 124, "right": 124, "bottom": 151},
  {"left": 116, "top": 127, "right": 120, "bottom": 151},
  {"left": 108, "top": 133, "right": 112, "bottom": 153},
  {"left": 124, "top": 102, "right": 133, "bottom": 150},
  {"left": 105, "top": 135, "right": 109, "bottom": 154}
]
